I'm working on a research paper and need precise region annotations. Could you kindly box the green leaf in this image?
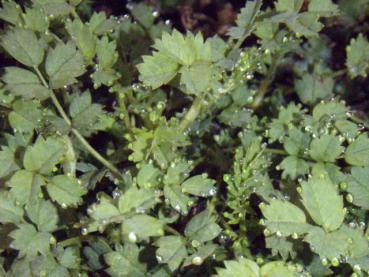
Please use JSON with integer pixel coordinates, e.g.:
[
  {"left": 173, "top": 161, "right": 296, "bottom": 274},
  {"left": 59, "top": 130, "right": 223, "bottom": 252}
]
[
  {"left": 48, "top": 175, "right": 86, "bottom": 207},
  {"left": 164, "top": 184, "right": 191, "bottom": 215},
  {"left": 0, "top": 147, "right": 19, "bottom": 178},
  {"left": 9, "top": 223, "right": 51, "bottom": 259},
  {"left": 260, "top": 261, "right": 297, "bottom": 277},
  {"left": 346, "top": 34, "right": 369, "bottom": 78},
  {"left": 8, "top": 170, "right": 43, "bottom": 206},
  {"left": 261, "top": 199, "right": 311, "bottom": 236},
  {"left": 136, "top": 163, "right": 161, "bottom": 189},
  {"left": 301, "top": 171, "right": 345, "bottom": 231},
  {"left": 1, "top": 28, "right": 45, "bottom": 67},
  {"left": 0, "top": 1, "right": 22, "bottom": 25},
  {"left": 104, "top": 244, "right": 146, "bottom": 277},
  {"left": 180, "top": 61, "right": 213, "bottom": 95},
  {"left": 345, "top": 134, "right": 369, "bottom": 166},
  {"left": 347, "top": 167, "right": 369, "bottom": 209},
  {"left": 280, "top": 156, "right": 310, "bottom": 180},
  {"left": 130, "top": 3, "right": 155, "bottom": 29},
  {"left": 122, "top": 214, "right": 164, "bottom": 240},
  {"left": 118, "top": 187, "right": 157, "bottom": 214},
  {"left": 69, "top": 91, "right": 111, "bottom": 136},
  {"left": 0, "top": 190, "right": 24, "bottom": 224},
  {"left": 184, "top": 209, "right": 221, "bottom": 243},
  {"left": 295, "top": 74, "right": 334, "bottom": 105},
  {"left": 96, "top": 36, "right": 118, "bottom": 70},
  {"left": 137, "top": 52, "right": 178, "bottom": 89},
  {"left": 309, "top": 134, "right": 344, "bottom": 162},
  {"left": 8, "top": 100, "right": 42, "bottom": 133},
  {"left": 89, "top": 12, "right": 117, "bottom": 35},
  {"left": 27, "top": 199, "right": 58, "bottom": 232},
  {"left": 312, "top": 101, "right": 347, "bottom": 121},
  {"left": 308, "top": 0, "right": 340, "bottom": 16},
  {"left": 228, "top": 0, "right": 262, "bottom": 39},
  {"left": 183, "top": 243, "right": 217, "bottom": 267},
  {"left": 216, "top": 258, "right": 259, "bottom": 277},
  {"left": 23, "top": 8, "right": 49, "bottom": 33},
  {"left": 24, "top": 137, "right": 65, "bottom": 174},
  {"left": 32, "top": 0, "right": 73, "bottom": 16},
  {"left": 57, "top": 247, "right": 80, "bottom": 269},
  {"left": 89, "top": 195, "right": 120, "bottom": 222},
  {"left": 181, "top": 174, "right": 216, "bottom": 197},
  {"left": 45, "top": 42, "right": 86, "bottom": 89},
  {"left": 3, "top": 67, "right": 50, "bottom": 100},
  {"left": 275, "top": 0, "right": 304, "bottom": 12},
  {"left": 304, "top": 227, "right": 348, "bottom": 260},
  {"left": 284, "top": 128, "right": 310, "bottom": 155},
  {"left": 66, "top": 19, "right": 96, "bottom": 61},
  {"left": 265, "top": 235, "right": 296, "bottom": 260},
  {"left": 155, "top": 236, "right": 187, "bottom": 271}
]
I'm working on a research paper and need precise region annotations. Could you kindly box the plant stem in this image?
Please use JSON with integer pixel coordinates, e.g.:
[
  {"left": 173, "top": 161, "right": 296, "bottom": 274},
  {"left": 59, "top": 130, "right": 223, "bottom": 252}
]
[
  {"left": 34, "top": 67, "right": 122, "bottom": 179},
  {"left": 164, "top": 225, "right": 181, "bottom": 236},
  {"left": 179, "top": 96, "right": 203, "bottom": 131},
  {"left": 264, "top": 148, "right": 288, "bottom": 156},
  {"left": 251, "top": 54, "right": 280, "bottom": 110}
]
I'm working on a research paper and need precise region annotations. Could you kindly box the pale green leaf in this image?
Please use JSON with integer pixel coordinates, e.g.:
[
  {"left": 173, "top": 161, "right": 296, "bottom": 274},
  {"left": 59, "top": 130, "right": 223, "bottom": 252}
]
[
  {"left": 0, "top": 1, "right": 22, "bottom": 25},
  {"left": 32, "top": 0, "right": 73, "bottom": 16},
  {"left": 295, "top": 74, "right": 334, "bottom": 105},
  {"left": 216, "top": 258, "right": 259, "bottom": 277},
  {"left": 260, "top": 261, "right": 297, "bottom": 277},
  {"left": 122, "top": 214, "right": 164, "bottom": 240},
  {"left": 3, "top": 67, "right": 49, "bottom": 100},
  {"left": 46, "top": 42, "right": 86, "bottom": 89},
  {"left": 0, "top": 147, "right": 19, "bottom": 178},
  {"left": 345, "top": 134, "right": 369, "bottom": 166},
  {"left": 0, "top": 190, "right": 24, "bottom": 224},
  {"left": 275, "top": 0, "right": 304, "bottom": 12},
  {"left": 8, "top": 100, "right": 42, "bottom": 133},
  {"left": 280, "top": 156, "right": 310, "bottom": 180},
  {"left": 96, "top": 36, "right": 118, "bottom": 70},
  {"left": 118, "top": 187, "right": 157, "bottom": 214},
  {"left": 181, "top": 175, "right": 216, "bottom": 197},
  {"left": 136, "top": 163, "right": 161, "bottom": 189},
  {"left": 347, "top": 167, "right": 369, "bottom": 209},
  {"left": 346, "top": 34, "right": 369, "bottom": 78},
  {"left": 164, "top": 184, "right": 191, "bottom": 215},
  {"left": 24, "top": 137, "right": 65, "bottom": 174},
  {"left": 180, "top": 61, "right": 213, "bottom": 95},
  {"left": 308, "top": 0, "right": 340, "bottom": 16},
  {"left": 1, "top": 28, "right": 45, "bottom": 67},
  {"left": 301, "top": 171, "right": 345, "bottom": 231},
  {"left": 89, "top": 195, "right": 120, "bottom": 222},
  {"left": 184, "top": 209, "right": 221, "bottom": 243},
  {"left": 27, "top": 199, "right": 59, "bottom": 232},
  {"left": 23, "top": 8, "right": 49, "bottom": 33},
  {"left": 261, "top": 199, "right": 311, "bottom": 236},
  {"left": 48, "top": 175, "right": 86, "bottom": 206},
  {"left": 89, "top": 12, "right": 117, "bottom": 35},
  {"left": 309, "top": 134, "right": 343, "bottom": 162},
  {"left": 155, "top": 236, "right": 187, "bottom": 271}
]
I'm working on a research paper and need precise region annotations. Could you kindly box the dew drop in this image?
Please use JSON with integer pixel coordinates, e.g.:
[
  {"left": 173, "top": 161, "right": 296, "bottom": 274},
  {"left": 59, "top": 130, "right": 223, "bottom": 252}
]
[
  {"left": 156, "top": 255, "right": 163, "bottom": 262},
  {"left": 152, "top": 10, "right": 159, "bottom": 17},
  {"left": 192, "top": 256, "right": 203, "bottom": 265},
  {"left": 128, "top": 231, "right": 137, "bottom": 243},
  {"left": 61, "top": 203, "right": 67, "bottom": 209},
  {"left": 81, "top": 227, "right": 88, "bottom": 235}
]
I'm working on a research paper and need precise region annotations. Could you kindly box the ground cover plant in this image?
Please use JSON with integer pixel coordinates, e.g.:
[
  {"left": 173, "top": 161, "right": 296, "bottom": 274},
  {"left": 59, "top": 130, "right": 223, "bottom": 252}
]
[{"left": 0, "top": 0, "right": 369, "bottom": 276}]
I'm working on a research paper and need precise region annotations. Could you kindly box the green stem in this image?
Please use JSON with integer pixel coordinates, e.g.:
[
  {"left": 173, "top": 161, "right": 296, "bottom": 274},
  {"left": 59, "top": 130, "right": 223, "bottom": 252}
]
[
  {"left": 164, "top": 225, "right": 181, "bottom": 236},
  {"left": 116, "top": 94, "right": 132, "bottom": 130},
  {"left": 264, "top": 148, "right": 288, "bottom": 156},
  {"left": 33, "top": 67, "right": 122, "bottom": 179},
  {"left": 251, "top": 54, "right": 280, "bottom": 110},
  {"left": 179, "top": 96, "right": 203, "bottom": 131}
]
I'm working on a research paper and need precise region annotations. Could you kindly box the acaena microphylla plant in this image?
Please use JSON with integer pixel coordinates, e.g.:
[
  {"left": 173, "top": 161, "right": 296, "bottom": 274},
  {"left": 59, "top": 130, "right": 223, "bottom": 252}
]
[{"left": 0, "top": 0, "right": 369, "bottom": 276}]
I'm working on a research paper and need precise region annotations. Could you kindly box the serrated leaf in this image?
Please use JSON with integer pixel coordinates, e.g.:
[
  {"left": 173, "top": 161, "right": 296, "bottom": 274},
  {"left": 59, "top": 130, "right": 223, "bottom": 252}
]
[
  {"left": 0, "top": 147, "right": 19, "bottom": 178},
  {"left": 8, "top": 100, "right": 42, "bottom": 133},
  {"left": 340, "top": 225, "right": 369, "bottom": 259},
  {"left": 280, "top": 156, "right": 310, "bottom": 180},
  {"left": 295, "top": 74, "right": 334, "bottom": 105},
  {"left": 130, "top": 3, "right": 155, "bottom": 29},
  {"left": 136, "top": 163, "right": 161, "bottom": 189},
  {"left": 24, "top": 137, "right": 65, "bottom": 174},
  {"left": 89, "top": 12, "right": 117, "bottom": 35},
  {"left": 180, "top": 61, "right": 213, "bottom": 95},
  {"left": 308, "top": 0, "right": 339, "bottom": 16},
  {"left": 48, "top": 175, "right": 86, "bottom": 206},
  {"left": 284, "top": 128, "right": 310, "bottom": 155},
  {"left": 309, "top": 134, "right": 343, "bottom": 162},
  {"left": 122, "top": 214, "right": 164, "bottom": 240},
  {"left": 1, "top": 28, "right": 45, "bottom": 67},
  {"left": 32, "top": 0, "right": 73, "bottom": 16},
  {"left": 46, "top": 42, "right": 86, "bottom": 89},
  {"left": 66, "top": 19, "right": 96, "bottom": 61},
  {"left": 184, "top": 209, "right": 221, "bottom": 243},
  {"left": 8, "top": 170, "right": 43, "bottom": 206},
  {"left": 118, "top": 187, "right": 157, "bottom": 214},
  {"left": 216, "top": 258, "right": 259, "bottom": 277},
  {"left": 104, "top": 244, "right": 146, "bottom": 277},
  {"left": 183, "top": 243, "right": 217, "bottom": 267},
  {"left": 89, "top": 195, "right": 120, "bottom": 222},
  {"left": 23, "top": 8, "right": 49, "bottom": 33},
  {"left": 304, "top": 227, "right": 348, "bottom": 260},
  {"left": 345, "top": 134, "right": 369, "bottom": 166},
  {"left": 155, "top": 236, "right": 187, "bottom": 271},
  {"left": 261, "top": 199, "right": 311, "bottom": 236},
  {"left": 57, "top": 247, "right": 80, "bottom": 269},
  {"left": 3, "top": 67, "right": 50, "bottom": 100},
  {"left": 312, "top": 101, "right": 347, "bottom": 121},
  {"left": 301, "top": 171, "right": 344, "bottom": 231},
  {"left": 164, "top": 184, "right": 191, "bottom": 215},
  {"left": 260, "top": 261, "right": 297, "bottom": 277},
  {"left": 27, "top": 199, "right": 58, "bottom": 232},
  {"left": 9, "top": 223, "right": 51, "bottom": 259},
  {"left": 265, "top": 236, "right": 297, "bottom": 260},
  {"left": 96, "top": 36, "right": 118, "bottom": 70},
  {"left": 347, "top": 167, "right": 369, "bottom": 209},
  {"left": 181, "top": 175, "right": 216, "bottom": 197},
  {"left": 346, "top": 34, "right": 369, "bottom": 78},
  {"left": 275, "top": 0, "right": 304, "bottom": 12},
  {"left": 0, "top": 1, "right": 22, "bottom": 25},
  {"left": 0, "top": 190, "right": 23, "bottom": 224},
  {"left": 137, "top": 52, "right": 178, "bottom": 89}
]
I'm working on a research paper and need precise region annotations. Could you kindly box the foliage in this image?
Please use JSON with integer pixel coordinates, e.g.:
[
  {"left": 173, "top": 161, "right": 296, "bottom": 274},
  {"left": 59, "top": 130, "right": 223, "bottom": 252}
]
[{"left": 0, "top": 0, "right": 369, "bottom": 276}]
